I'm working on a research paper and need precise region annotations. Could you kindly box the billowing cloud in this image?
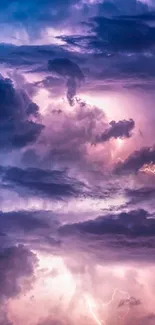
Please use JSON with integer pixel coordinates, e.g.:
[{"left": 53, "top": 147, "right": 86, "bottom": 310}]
[
  {"left": 0, "top": 75, "right": 44, "bottom": 150},
  {"left": 0, "top": 245, "right": 37, "bottom": 301},
  {"left": 1, "top": 1, "right": 155, "bottom": 325},
  {"left": 115, "top": 146, "right": 155, "bottom": 174},
  {"left": 20, "top": 99, "right": 109, "bottom": 175},
  {"left": 95, "top": 119, "right": 135, "bottom": 143},
  {"left": 48, "top": 58, "right": 84, "bottom": 105}
]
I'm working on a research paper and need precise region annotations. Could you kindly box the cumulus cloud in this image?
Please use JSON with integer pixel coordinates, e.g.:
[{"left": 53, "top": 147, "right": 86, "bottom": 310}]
[
  {"left": 0, "top": 245, "right": 37, "bottom": 301},
  {"left": 0, "top": 75, "right": 44, "bottom": 150},
  {"left": 95, "top": 119, "right": 135, "bottom": 143},
  {"left": 115, "top": 146, "right": 155, "bottom": 174},
  {"left": 21, "top": 99, "right": 109, "bottom": 175},
  {"left": 1, "top": 1, "right": 155, "bottom": 324}
]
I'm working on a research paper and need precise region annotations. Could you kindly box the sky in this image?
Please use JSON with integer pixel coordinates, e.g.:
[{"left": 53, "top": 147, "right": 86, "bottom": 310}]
[{"left": 1, "top": 0, "right": 155, "bottom": 324}]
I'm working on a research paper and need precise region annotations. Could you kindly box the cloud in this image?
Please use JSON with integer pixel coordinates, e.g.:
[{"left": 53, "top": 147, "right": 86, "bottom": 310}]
[
  {"left": 1, "top": 1, "right": 155, "bottom": 324},
  {"left": 118, "top": 296, "right": 141, "bottom": 308},
  {"left": 0, "top": 0, "right": 80, "bottom": 36},
  {"left": 97, "top": 1, "right": 121, "bottom": 16},
  {"left": 59, "top": 209, "right": 152, "bottom": 237},
  {"left": 48, "top": 58, "right": 84, "bottom": 105},
  {"left": 0, "top": 245, "right": 37, "bottom": 301},
  {"left": 22, "top": 99, "right": 109, "bottom": 175},
  {"left": 60, "top": 10, "right": 155, "bottom": 55},
  {"left": 58, "top": 208, "right": 155, "bottom": 259},
  {"left": 95, "top": 118, "right": 135, "bottom": 143},
  {"left": 57, "top": 209, "right": 155, "bottom": 263},
  {"left": 0, "top": 166, "right": 88, "bottom": 199},
  {"left": 0, "top": 75, "right": 44, "bottom": 150},
  {"left": 140, "top": 314, "right": 155, "bottom": 325},
  {"left": 125, "top": 187, "right": 155, "bottom": 205},
  {"left": 97, "top": 0, "right": 149, "bottom": 17},
  {"left": 0, "top": 210, "right": 61, "bottom": 251},
  {"left": 0, "top": 210, "right": 58, "bottom": 234},
  {"left": 92, "top": 13, "right": 155, "bottom": 53},
  {"left": 0, "top": 308, "right": 13, "bottom": 325},
  {"left": 115, "top": 146, "right": 155, "bottom": 174}
]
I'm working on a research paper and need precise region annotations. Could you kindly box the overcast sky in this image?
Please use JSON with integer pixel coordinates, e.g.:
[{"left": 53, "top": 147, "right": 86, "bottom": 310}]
[{"left": 1, "top": 1, "right": 155, "bottom": 325}]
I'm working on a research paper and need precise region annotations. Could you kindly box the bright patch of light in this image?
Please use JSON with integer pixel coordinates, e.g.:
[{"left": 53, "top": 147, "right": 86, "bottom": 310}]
[
  {"left": 79, "top": 93, "right": 128, "bottom": 122},
  {"left": 33, "top": 89, "right": 50, "bottom": 114},
  {"left": 140, "top": 162, "right": 155, "bottom": 175},
  {"left": 116, "top": 138, "right": 124, "bottom": 149}
]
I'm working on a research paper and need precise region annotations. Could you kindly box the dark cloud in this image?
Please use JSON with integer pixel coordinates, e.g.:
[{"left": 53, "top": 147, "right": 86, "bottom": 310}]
[
  {"left": 57, "top": 209, "right": 155, "bottom": 263},
  {"left": 1, "top": 0, "right": 155, "bottom": 323},
  {"left": 0, "top": 44, "right": 155, "bottom": 95},
  {"left": 113, "top": 55, "right": 155, "bottom": 80},
  {"left": 0, "top": 245, "right": 37, "bottom": 301},
  {"left": 115, "top": 146, "right": 155, "bottom": 174},
  {"left": 0, "top": 210, "right": 61, "bottom": 251},
  {"left": 0, "top": 166, "right": 88, "bottom": 199},
  {"left": 0, "top": 75, "right": 44, "bottom": 150},
  {"left": 0, "top": 0, "right": 151, "bottom": 37},
  {"left": 113, "top": 0, "right": 148, "bottom": 15},
  {"left": 48, "top": 58, "right": 84, "bottom": 105},
  {"left": 61, "top": 11, "right": 155, "bottom": 55},
  {"left": 97, "top": 0, "right": 148, "bottom": 17},
  {"left": 48, "top": 58, "right": 84, "bottom": 80},
  {"left": 97, "top": 1, "right": 121, "bottom": 17},
  {"left": 125, "top": 187, "right": 155, "bottom": 205},
  {"left": 0, "top": 44, "right": 63, "bottom": 68},
  {"left": 95, "top": 118, "right": 135, "bottom": 143},
  {"left": 59, "top": 209, "right": 154, "bottom": 237},
  {"left": 118, "top": 296, "right": 141, "bottom": 308},
  {"left": 140, "top": 314, "right": 155, "bottom": 325},
  {"left": 92, "top": 14, "right": 155, "bottom": 53},
  {"left": 0, "top": 0, "right": 80, "bottom": 36},
  {"left": 0, "top": 210, "right": 58, "bottom": 234}
]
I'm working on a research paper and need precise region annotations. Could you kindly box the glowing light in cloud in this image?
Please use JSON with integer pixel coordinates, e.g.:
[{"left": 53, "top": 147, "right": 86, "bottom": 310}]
[
  {"left": 140, "top": 162, "right": 155, "bottom": 175},
  {"left": 79, "top": 92, "right": 135, "bottom": 123},
  {"left": 85, "top": 295, "right": 105, "bottom": 325},
  {"left": 33, "top": 89, "right": 51, "bottom": 115},
  {"left": 116, "top": 138, "right": 124, "bottom": 149}
]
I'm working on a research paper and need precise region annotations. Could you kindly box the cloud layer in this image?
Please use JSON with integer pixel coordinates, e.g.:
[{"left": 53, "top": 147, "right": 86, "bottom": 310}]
[{"left": 0, "top": 1, "right": 155, "bottom": 325}]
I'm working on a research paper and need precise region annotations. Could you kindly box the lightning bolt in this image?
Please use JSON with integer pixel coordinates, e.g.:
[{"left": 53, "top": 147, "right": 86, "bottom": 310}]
[
  {"left": 101, "top": 288, "right": 130, "bottom": 307},
  {"left": 85, "top": 295, "right": 106, "bottom": 325},
  {"left": 140, "top": 163, "right": 155, "bottom": 175},
  {"left": 119, "top": 307, "right": 130, "bottom": 320},
  {"left": 117, "top": 290, "right": 132, "bottom": 321},
  {"left": 84, "top": 289, "right": 133, "bottom": 325},
  {"left": 101, "top": 288, "right": 117, "bottom": 307}
]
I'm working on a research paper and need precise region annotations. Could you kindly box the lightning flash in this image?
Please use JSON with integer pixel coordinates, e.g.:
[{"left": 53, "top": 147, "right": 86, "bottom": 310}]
[
  {"left": 84, "top": 289, "right": 138, "bottom": 325},
  {"left": 140, "top": 162, "right": 155, "bottom": 175}
]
